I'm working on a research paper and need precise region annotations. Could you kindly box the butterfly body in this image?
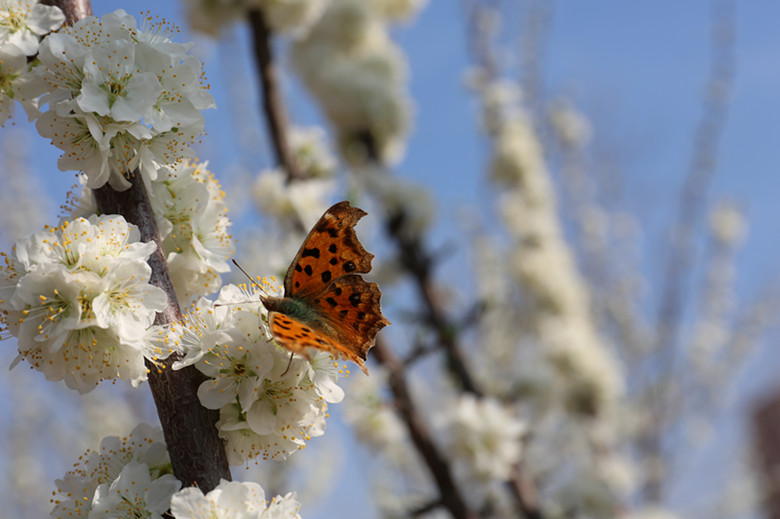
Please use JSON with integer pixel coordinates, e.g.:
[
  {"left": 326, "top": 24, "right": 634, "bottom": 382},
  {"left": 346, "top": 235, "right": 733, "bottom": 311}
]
[{"left": 260, "top": 201, "right": 390, "bottom": 374}]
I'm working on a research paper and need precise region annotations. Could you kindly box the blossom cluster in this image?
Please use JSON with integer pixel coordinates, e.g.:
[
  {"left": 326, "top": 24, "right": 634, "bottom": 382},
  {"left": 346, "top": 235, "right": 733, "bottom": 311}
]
[
  {"left": 62, "top": 161, "right": 234, "bottom": 306},
  {"left": 50, "top": 423, "right": 180, "bottom": 518},
  {"left": 291, "top": 0, "right": 414, "bottom": 165},
  {"left": 150, "top": 161, "right": 234, "bottom": 305},
  {"left": 51, "top": 424, "right": 302, "bottom": 519},
  {"left": 441, "top": 394, "right": 525, "bottom": 482},
  {"left": 0, "top": 215, "right": 175, "bottom": 393},
  {"left": 33, "top": 9, "right": 214, "bottom": 190},
  {"left": 252, "top": 126, "right": 337, "bottom": 228},
  {"left": 0, "top": 0, "right": 64, "bottom": 122},
  {"left": 342, "top": 369, "right": 406, "bottom": 453},
  {"left": 171, "top": 480, "right": 301, "bottom": 519},
  {"left": 171, "top": 283, "right": 345, "bottom": 465},
  {"left": 473, "top": 75, "right": 623, "bottom": 418}
]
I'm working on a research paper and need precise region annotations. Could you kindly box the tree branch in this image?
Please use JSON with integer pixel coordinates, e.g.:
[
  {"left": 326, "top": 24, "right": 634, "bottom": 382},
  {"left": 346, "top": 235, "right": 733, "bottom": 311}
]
[
  {"left": 372, "top": 338, "right": 477, "bottom": 519},
  {"left": 94, "top": 173, "right": 231, "bottom": 491},
  {"left": 359, "top": 129, "right": 546, "bottom": 518},
  {"left": 41, "top": 0, "right": 91, "bottom": 23},
  {"left": 248, "top": 8, "right": 304, "bottom": 183},
  {"left": 45, "top": 0, "right": 231, "bottom": 492}
]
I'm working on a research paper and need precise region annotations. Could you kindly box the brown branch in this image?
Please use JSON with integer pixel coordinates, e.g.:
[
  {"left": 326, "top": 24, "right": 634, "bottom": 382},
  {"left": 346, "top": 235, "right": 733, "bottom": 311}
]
[
  {"left": 248, "top": 8, "right": 304, "bottom": 183},
  {"left": 94, "top": 173, "right": 231, "bottom": 490},
  {"left": 41, "top": 0, "right": 91, "bottom": 23},
  {"left": 45, "top": 0, "right": 231, "bottom": 492},
  {"left": 372, "top": 338, "right": 477, "bottom": 519},
  {"left": 754, "top": 391, "right": 780, "bottom": 519},
  {"left": 358, "top": 128, "right": 546, "bottom": 518}
]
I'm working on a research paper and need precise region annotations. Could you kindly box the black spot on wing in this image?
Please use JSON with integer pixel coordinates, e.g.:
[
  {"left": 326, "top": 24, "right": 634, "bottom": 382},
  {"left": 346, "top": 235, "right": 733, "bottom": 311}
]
[
  {"left": 321, "top": 271, "right": 332, "bottom": 283},
  {"left": 357, "top": 311, "right": 366, "bottom": 320},
  {"left": 343, "top": 261, "right": 356, "bottom": 272},
  {"left": 339, "top": 309, "right": 348, "bottom": 318},
  {"left": 304, "top": 265, "right": 313, "bottom": 276},
  {"left": 275, "top": 321, "right": 292, "bottom": 330},
  {"left": 349, "top": 293, "right": 361, "bottom": 307},
  {"left": 328, "top": 244, "right": 337, "bottom": 253},
  {"left": 295, "top": 281, "right": 300, "bottom": 288},
  {"left": 334, "top": 287, "right": 343, "bottom": 296},
  {"left": 329, "top": 257, "right": 338, "bottom": 266},
  {"left": 327, "top": 228, "right": 338, "bottom": 238},
  {"left": 302, "top": 248, "right": 320, "bottom": 259},
  {"left": 326, "top": 297, "right": 337, "bottom": 307},
  {"left": 295, "top": 264, "right": 302, "bottom": 272}
]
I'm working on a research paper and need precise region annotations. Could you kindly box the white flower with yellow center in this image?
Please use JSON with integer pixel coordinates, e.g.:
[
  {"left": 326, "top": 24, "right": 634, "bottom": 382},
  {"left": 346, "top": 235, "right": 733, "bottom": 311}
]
[
  {"left": 170, "top": 479, "right": 301, "bottom": 519},
  {"left": 151, "top": 161, "right": 234, "bottom": 305},
  {"left": 33, "top": 9, "right": 214, "bottom": 190},
  {"left": 51, "top": 424, "right": 173, "bottom": 518},
  {"left": 0, "top": 215, "right": 171, "bottom": 392},
  {"left": 0, "top": 0, "right": 64, "bottom": 56}
]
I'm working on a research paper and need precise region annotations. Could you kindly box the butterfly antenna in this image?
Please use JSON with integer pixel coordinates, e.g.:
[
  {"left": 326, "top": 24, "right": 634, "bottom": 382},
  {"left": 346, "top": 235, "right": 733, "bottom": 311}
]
[
  {"left": 280, "top": 351, "right": 295, "bottom": 377},
  {"left": 232, "top": 259, "right": 270, "bottom": 299}
]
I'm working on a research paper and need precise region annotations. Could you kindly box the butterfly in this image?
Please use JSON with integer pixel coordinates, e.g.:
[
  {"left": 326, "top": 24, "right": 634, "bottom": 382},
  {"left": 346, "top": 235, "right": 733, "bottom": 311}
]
[{"left": 259, "top": 201, "right": 390, "bottom": 374}]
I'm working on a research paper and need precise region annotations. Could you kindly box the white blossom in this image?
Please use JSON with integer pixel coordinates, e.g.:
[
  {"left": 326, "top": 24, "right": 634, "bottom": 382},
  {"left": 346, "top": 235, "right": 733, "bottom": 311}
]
[
  {"left": 252, "top": 168, "right": 336, "bottom": 228},
  {"left": 33, "top": 9, "right": 214, "bottom": 190},
  {"left": 291, "top": 0, "right": 412, "bottom": 165},
  {"left": 171, "top": 283, "right": 344, "bottom": 464},
  {"left": 170, "top": 479, "right": 301, "bottom": 519},
  {"left": 359, "top": 165, "right": 433, "bottom": 238},
  {"left": 370, "top": 0, "right": 426, "bottom": 23},
  {"left": 0, "top": 215, "right": 173, "bottom": 393},
  {"left": 151, "top": 161, "right": 234, "bottom": 304},
  {"left": 50, "top": 424, "right": 172, "bottom": 518},
  {"left": 0, "top": 47, "right": 40, "bottom": 123},
  {"left": 287, "top": 125, "right": 337, "bottom": 178},
  {"left": 0, "top": 0, "right": 64, "bottom": 56},
  {"left": 257, "top": 0, "right": 327, "bottom": 35},
  {"left": 549, "top": 98, "right": 592, "bottom": 149},
  {"left": 89, "top": 461, "right": 181, "bottom": 519},
  {"left": 342, "top": 369, "right": 406, "bottom": 453},
  {"left": 709, "top": 200, "right": 746, "bottom": 246},
  {"left": 441, "top": 394, "right": 525, "bottom": 481}
]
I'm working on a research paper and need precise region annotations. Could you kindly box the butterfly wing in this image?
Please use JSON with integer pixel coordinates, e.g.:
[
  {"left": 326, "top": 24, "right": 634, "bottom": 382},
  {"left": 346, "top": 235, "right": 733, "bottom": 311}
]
[
  {"left": 269, "top": 310, "right": 373, "bottom": 374},
  {"left": 283, "top": 201, "right": 373, "bottom": 298},
  {"left": 306, "top": 275, "right": 390, "bottom": 370}
]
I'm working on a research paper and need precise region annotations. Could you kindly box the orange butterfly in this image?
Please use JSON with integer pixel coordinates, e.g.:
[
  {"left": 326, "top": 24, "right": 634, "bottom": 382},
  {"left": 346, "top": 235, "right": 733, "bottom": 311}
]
[{"left": 259, "top": 201, "right": 390, "bottom": 374}]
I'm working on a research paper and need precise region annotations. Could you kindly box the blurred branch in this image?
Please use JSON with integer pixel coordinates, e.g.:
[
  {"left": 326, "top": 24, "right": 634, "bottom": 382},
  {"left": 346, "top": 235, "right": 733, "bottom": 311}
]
[
  {"left": 248, "top": 8, "right": 304, "bottom": 183},
  {"left": 47, "top": 0, "right": 231, "bottom": 492},
  {"left": 360, "top": 132, "right": 480, "bottom": 396},
  {"left": 372, "top": 338, "right": 477, "bottom": 519},
  {"left": 359, "top": 128, "right": 546, "bottom": 518},
  {"left": 519, "top": 0, "right": 557, "bottom": 113},
  {"left": 643, "top": 0, "right": 735, "bottom": 501},
  {"left": 753, "top": 393, "right": 780, "bottom": 519}
]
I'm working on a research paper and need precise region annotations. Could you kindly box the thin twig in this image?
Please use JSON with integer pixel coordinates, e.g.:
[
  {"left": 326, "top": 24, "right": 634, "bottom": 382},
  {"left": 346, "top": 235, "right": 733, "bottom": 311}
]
[
  {"left": 372, "top": 338, "right": 477, "bottom": 519},
  {"left": 643, "top": 0, "right": 735, "bottom": 501},
  {"left": 248, "top": 8, "right": 304, "bottom": 183},
  {"left": 359, "top": 128, "right": 546, "bottom": 518}
]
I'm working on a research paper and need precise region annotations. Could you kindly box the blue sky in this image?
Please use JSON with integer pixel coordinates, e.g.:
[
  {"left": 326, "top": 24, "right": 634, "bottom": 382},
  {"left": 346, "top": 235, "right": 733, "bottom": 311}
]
[{"left": 6, "top": 1, "right": 780, "bottom": 517}]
